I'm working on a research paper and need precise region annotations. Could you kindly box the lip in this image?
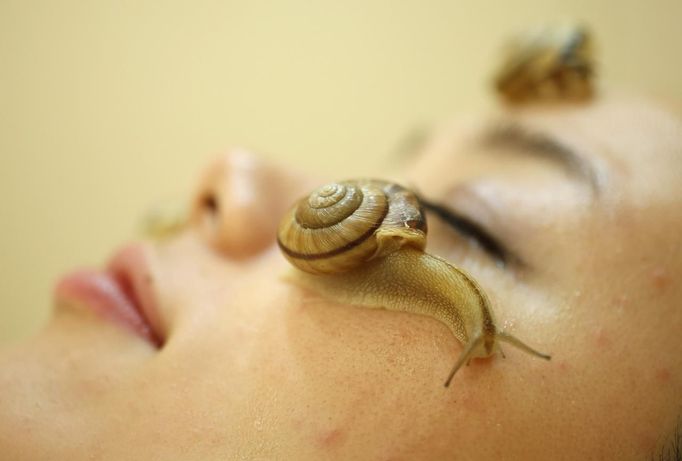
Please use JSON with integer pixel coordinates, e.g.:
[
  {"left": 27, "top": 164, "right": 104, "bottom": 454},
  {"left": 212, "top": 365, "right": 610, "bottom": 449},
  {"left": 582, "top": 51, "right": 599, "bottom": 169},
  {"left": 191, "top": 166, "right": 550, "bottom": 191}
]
[{"left": 54, "top": 244, "right": 164, "bottom": 347}]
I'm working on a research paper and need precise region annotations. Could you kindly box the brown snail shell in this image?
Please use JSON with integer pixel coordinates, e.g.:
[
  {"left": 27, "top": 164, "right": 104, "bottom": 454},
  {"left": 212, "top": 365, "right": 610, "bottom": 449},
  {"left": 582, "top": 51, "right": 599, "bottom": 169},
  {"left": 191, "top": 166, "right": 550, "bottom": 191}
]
[
  {"left": 495, "top": 24, "right": 594, "bottom": 103},
  {"left": 277, "top": 180, "right": 427, "bottom": 274}
]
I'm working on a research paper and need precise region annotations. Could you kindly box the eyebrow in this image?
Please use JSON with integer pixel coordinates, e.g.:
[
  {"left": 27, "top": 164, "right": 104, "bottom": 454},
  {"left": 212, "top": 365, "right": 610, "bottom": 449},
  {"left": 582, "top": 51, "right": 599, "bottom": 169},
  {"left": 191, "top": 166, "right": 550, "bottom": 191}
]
[{"left": 478, "top": 121, "right": 600, "bottom": 194}]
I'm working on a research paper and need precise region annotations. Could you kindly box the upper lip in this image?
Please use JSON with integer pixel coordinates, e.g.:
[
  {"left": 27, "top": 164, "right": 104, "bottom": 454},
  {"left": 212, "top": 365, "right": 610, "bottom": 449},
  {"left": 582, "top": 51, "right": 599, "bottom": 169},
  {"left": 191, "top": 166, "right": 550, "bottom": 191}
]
[{"left": 107, "top": 243, "right": 165, "bottom": 346}]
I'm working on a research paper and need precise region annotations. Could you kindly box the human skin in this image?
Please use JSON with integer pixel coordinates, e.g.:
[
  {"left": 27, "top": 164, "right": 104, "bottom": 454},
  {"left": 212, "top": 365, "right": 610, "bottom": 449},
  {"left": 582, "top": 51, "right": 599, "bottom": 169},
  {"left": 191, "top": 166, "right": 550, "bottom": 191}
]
[{"left": 0, "top": 94, "right": 681, "bottom": 460}]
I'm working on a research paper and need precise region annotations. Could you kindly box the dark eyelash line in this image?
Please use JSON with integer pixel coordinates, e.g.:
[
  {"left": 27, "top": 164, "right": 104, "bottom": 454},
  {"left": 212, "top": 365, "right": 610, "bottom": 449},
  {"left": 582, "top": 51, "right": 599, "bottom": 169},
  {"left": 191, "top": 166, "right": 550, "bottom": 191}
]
[{"left": 418, "top": 197, "right": 510, "bottom": 266}]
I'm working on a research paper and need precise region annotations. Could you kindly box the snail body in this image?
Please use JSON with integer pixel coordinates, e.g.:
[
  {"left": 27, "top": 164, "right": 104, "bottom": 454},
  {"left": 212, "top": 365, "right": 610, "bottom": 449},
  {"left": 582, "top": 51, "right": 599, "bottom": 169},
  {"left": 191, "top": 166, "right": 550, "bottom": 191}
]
[{"left": 278, "top": 179, "right": 550, "bottom": 386}]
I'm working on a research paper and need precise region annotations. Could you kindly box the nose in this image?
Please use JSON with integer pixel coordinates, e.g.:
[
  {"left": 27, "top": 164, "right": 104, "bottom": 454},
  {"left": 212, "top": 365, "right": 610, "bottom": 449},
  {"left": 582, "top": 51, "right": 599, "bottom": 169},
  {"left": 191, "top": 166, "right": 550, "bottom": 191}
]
[{"left": 191, "top": 148, "right": 314, "bottom": 259}]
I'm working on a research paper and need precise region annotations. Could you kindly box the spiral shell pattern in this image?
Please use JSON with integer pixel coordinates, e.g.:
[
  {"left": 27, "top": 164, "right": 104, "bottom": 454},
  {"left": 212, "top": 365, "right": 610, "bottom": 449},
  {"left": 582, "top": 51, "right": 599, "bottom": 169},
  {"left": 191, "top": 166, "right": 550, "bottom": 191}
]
[{"left": 277, "top": 180, "right": 426, "bottom": 274}]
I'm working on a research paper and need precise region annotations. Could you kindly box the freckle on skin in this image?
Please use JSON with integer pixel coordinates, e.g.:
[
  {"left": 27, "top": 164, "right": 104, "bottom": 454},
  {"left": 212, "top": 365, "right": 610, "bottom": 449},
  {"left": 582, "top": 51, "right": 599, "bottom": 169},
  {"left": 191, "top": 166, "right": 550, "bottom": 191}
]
[
  {"left": 316, "top": 428, "right": 346, "bottom": 449},
  {"left": 650, "top": 267, "right": 670, "bottom": 293},
  {"left": 655, "top": 368, "right": 671, "bottom": 383},
  {"left": 594, "top": 327, "right": 612, "bottom": 350},
  {"left": 558, "top": 360, "right": 571, "bottom": 372}
]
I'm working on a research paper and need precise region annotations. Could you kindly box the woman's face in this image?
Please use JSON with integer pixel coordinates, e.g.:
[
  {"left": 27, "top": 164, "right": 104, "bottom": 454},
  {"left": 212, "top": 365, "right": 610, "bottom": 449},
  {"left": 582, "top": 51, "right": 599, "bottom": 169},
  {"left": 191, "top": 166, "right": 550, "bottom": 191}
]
[{"left": 2, "top": 95, "right": 681, "bottom": 460}]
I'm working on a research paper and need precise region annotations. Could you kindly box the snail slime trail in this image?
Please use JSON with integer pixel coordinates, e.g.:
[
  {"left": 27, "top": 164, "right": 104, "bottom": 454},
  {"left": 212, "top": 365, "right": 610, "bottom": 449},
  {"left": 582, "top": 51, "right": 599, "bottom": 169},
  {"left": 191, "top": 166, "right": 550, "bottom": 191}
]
[{"left": 277, "top": 180, "right": 551, "bottom": 387}]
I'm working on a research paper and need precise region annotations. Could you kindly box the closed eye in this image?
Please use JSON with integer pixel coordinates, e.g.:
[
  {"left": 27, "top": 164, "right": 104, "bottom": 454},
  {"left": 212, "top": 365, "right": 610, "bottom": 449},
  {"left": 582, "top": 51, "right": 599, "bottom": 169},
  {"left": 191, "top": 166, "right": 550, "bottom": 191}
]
[{"left": 419, "top": 197, "right": 511, "bottom": 267}]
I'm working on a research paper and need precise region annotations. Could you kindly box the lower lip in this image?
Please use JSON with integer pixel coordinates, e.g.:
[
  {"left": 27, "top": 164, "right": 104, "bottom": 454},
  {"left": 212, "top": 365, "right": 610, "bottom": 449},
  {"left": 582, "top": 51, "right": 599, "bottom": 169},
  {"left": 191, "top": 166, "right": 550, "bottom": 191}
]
[{"left": 55, "top": 269, "right": 161, "bottom": 346}]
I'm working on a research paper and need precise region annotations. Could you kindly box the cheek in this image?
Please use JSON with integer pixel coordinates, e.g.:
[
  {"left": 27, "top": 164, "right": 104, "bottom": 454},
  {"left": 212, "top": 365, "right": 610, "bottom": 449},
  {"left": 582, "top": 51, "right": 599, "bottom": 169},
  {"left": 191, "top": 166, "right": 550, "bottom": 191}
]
[
  {"left": 522, "top": 284, "right": 682, "bottom": 457},
  {"left": 153, "top": 229, "right": 682, "bottom": 459},
  {"left": 226, "top": 280, "right": 500, "bottom": 457}
]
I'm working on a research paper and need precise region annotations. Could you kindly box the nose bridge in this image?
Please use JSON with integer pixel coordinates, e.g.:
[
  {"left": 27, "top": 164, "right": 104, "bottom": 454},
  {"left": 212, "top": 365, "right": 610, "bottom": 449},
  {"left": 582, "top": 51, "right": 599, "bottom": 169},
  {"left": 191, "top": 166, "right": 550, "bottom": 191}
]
[{"left": 192, "top": 148, "right": 308, "bottom": 259}]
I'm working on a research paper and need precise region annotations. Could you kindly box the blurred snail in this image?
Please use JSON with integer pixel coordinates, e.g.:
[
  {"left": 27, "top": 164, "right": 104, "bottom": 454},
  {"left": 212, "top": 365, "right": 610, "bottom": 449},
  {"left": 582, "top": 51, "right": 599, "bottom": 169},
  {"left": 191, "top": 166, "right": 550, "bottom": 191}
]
[
  {"left": 140, "top": 198, "right": 188, "bottom": 240},
  {"left": 277, "top": 179, "right": 550, "bottom": 387},
  {"left": 494, "top": 23, "right": 594, "bottom": 103}
]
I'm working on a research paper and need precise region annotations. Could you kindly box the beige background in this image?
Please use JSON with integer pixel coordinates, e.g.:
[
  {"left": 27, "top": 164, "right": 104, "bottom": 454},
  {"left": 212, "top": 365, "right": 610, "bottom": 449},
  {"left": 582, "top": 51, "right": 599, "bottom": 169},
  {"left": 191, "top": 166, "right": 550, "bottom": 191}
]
[{"left": 1, "top": 0, "right": 681, "bottom": 344}]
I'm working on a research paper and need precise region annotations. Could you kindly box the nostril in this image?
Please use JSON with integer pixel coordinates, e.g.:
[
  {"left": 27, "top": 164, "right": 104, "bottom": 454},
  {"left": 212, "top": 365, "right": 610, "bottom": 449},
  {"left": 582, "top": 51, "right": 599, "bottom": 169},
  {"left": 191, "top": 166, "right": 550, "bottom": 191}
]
[
  {"left": 196, "top": 192, "right": 220, "bottom": 234},
  {"left": 192, "top": 149, "right": 315, "bottom": 258},
  {"left": 200, "top": 193, "right": 219, "bottom": 215}
]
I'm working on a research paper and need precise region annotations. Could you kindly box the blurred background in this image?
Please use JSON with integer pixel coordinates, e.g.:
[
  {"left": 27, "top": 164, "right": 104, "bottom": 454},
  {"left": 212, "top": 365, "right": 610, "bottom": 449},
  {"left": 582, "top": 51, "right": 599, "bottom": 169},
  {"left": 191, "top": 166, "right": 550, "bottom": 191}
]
[{"left": 1, "top": 0, "right": 681, "bottom": 344}]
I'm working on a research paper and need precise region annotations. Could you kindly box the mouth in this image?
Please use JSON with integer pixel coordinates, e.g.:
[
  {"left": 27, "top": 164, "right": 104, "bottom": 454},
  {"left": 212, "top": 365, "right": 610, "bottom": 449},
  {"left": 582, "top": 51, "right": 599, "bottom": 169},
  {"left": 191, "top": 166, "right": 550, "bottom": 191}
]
[{"left": 54, "top": 244, "right": 164, "bottom": 347}]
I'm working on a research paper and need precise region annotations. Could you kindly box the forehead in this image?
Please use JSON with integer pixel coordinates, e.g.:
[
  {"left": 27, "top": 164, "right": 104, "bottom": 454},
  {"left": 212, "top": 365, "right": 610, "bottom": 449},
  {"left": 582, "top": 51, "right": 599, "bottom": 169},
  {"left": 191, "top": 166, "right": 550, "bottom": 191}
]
[{"left": 408, "top": 95, "right": 682, "bottom": 207}]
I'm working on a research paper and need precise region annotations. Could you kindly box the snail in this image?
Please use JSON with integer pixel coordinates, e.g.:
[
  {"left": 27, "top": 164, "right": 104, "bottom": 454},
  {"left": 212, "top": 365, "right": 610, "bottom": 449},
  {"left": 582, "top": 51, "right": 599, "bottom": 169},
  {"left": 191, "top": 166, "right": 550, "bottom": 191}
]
[
  {"left": 277, "top": 180, "right": 550, "bottom": 387},
  {"left": 140, "top": 198, "right": 188, "bottom": 240},
  {"left": 494, "top": 23, "right": 594, "bottom": 104}
]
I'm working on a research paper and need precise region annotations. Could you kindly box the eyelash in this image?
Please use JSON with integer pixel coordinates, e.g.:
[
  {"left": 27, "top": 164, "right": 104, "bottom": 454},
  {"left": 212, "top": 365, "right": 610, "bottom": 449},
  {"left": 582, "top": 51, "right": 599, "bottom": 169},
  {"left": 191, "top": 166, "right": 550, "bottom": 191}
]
[{"left": 419, "top": 198, "right": 509, "bottom": 266}]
